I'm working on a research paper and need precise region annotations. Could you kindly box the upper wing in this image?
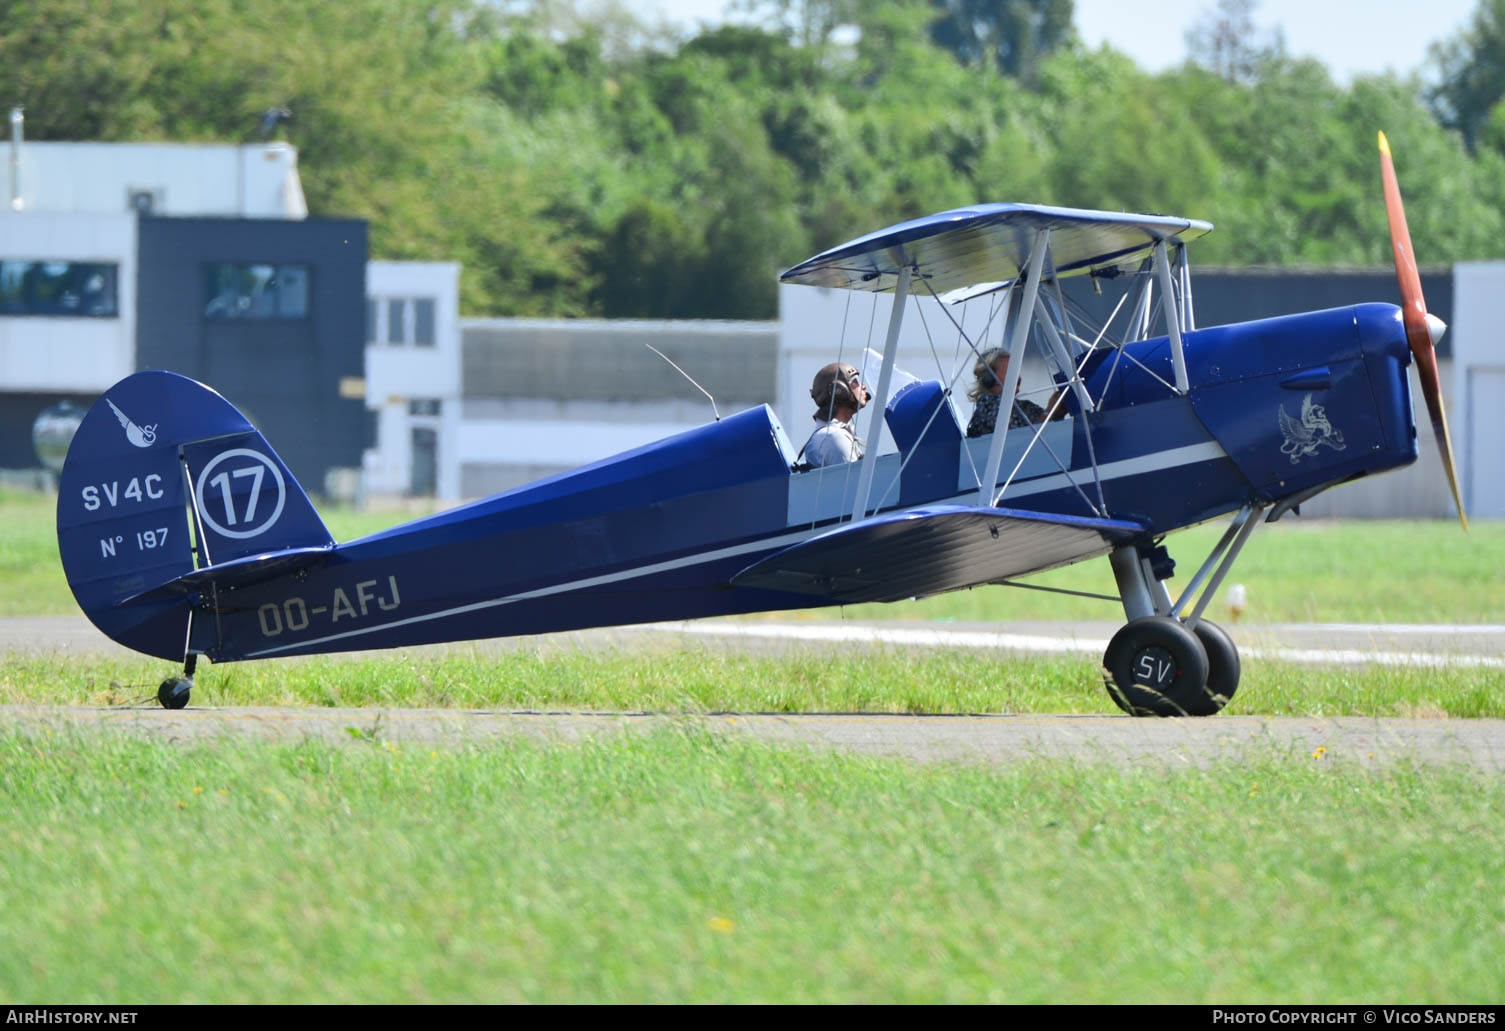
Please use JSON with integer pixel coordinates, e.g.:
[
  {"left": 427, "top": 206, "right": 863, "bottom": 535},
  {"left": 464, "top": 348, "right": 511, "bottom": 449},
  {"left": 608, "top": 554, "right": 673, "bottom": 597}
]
[
  {"left": 731, "top": 505, "right": 1146, "bottom": 605},
  {"left": 779, "top": 203, "right": 1214, "bottom": 296}
]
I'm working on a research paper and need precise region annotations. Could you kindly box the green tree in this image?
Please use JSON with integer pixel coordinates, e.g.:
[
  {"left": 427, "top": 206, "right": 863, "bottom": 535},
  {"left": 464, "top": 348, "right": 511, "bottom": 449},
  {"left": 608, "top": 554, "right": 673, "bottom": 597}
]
[
  {"left": 1159, "top": 55, "right": 1504, "bottom": 266},
  {"left": 3, "top": 0, "right": 1498, "bottom": 320},
  {"left": 1034, "top": 49, "right": 1223, "bottom": 219},
  {"left": 592, "top": 199, "right": 707, "bottom": 317},
  {"left": 1428, "top": 0, "right": 1505, "bottom": 152},
  {"left": 926, "top": 0, "right": 1075, "bottom": 82}
]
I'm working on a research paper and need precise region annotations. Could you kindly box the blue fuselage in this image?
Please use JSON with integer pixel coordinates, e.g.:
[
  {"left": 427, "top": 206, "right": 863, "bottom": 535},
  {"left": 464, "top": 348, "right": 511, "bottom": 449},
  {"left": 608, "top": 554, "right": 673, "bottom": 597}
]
[{"left": 172, "top": 302, "right": 1415, "bottom": 662}]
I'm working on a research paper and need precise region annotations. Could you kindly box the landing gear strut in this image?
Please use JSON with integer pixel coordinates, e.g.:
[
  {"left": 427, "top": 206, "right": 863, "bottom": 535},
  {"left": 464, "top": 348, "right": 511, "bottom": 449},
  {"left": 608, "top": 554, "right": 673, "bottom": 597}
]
[{"left": 1102, "top": 504, "right": 1261, "bottom": 717}]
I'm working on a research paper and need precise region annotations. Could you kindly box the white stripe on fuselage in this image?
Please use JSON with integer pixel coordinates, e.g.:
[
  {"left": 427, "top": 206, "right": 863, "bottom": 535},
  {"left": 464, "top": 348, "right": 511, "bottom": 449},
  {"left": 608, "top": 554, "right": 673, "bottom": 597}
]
[
  {"left": 986, "top": 440, "right": 1226, "bottom": 500},
  {"left": 241, "top": 438, "right": 1230, "bottom": 658},
  {"left": 242, "top": 524, "right": 822, "bottom": 658}
]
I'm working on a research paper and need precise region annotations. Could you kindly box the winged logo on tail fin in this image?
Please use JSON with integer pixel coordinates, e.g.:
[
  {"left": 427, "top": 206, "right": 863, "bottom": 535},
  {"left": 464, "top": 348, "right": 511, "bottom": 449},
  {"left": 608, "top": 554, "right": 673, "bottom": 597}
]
[
  {"left": 105, "top": 398, "right": 157, "bottom": 448},
  {"left": 1278, "top": 394, "right": 1345, "bottom": 463}
]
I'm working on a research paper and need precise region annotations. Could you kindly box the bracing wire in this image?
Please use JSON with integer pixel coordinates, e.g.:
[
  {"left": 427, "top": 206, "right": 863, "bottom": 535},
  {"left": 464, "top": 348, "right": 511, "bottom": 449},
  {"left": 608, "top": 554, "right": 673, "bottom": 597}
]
[
  {"left": 921, "top": 277, "right": 1096, "bottom": 514},
  {"left": 913, "top": 280, "right": 1015, "bottom": 493},
  {"left": 994, "top": 387, "right": 1104, "bottom": 518},
  {"left": 825, "top": 258, "right": 1186, "bottom": 523},
  {"left": 864, "top": 278, "right": 1020, "bottom": 515},
  {"left": 866, "top": 292, "right": 975, "bottom": 514}
]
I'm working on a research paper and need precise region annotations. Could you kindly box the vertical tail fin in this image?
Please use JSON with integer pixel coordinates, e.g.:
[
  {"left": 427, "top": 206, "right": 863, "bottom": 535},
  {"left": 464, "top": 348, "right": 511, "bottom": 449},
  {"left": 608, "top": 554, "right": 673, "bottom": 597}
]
[{"left": 57, "top": 371, "right": 334, "bottom": 660}]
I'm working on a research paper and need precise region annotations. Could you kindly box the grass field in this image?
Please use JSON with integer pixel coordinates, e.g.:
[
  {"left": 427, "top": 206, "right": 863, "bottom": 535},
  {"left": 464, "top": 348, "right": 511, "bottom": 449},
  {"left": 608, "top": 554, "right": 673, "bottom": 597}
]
[
  {"left": 4, "top": 645, "right": 1502, "bottom": 717},
  {"left": 5, "top": 487, "right": 1502, "bottom": 1003},
  {"left": 5, "top": 488, "right": 1501, "bottom": 624},
  {"left": 0, "top": 729, "right": 1499, "bottom": 1004}
]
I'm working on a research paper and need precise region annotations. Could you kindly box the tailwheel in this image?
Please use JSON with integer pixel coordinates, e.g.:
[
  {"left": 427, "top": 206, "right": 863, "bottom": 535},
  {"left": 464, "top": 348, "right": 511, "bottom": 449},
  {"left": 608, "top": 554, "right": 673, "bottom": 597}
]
[
  {"left": 1102, "top": 616, "right": 1210, "bottom": 717},
  {"left": 1189, "top": 619, "right": 1241, "bottom": 716},
  {"left": 158, "top": 676, "right": 192, "bottom": 710}
]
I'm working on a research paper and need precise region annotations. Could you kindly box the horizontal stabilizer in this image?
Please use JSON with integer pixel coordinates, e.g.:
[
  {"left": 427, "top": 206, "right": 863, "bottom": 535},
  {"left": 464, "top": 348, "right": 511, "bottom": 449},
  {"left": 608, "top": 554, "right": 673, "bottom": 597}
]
[
  {"left": 121, "top": 545, "right": 337, "bottom": 606},
  {"left": 732, "top": 505, "right": 1145, "bottom": 604}
]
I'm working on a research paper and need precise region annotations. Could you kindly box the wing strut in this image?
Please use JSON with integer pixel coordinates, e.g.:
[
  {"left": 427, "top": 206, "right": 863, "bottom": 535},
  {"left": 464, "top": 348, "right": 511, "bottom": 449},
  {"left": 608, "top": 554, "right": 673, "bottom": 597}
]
[
  {"left": 983, "top": 229, "right": 1049, "bottom": 504},
  {"left": 1177, "top": 244, "right": 1196, "bottom": 331},
  {"left": 1033, "top": 299, "right": 1094, "bottom": 411},
  {"left": 1130, "top": 262, "right": 1154, "bottom": 339},
  {"left": 1153, "top": 240, "right": 1189, "bottom": 393},
  {"left": 851, "top": 265, "right": 911, "bottom": 521}
]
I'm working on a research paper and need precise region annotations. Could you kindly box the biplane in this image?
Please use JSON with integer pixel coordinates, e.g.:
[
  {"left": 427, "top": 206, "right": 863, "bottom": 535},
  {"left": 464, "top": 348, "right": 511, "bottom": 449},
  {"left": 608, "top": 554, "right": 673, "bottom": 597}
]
[{"left": 56, "top": 134, "right": 1461, "bottom": 715}]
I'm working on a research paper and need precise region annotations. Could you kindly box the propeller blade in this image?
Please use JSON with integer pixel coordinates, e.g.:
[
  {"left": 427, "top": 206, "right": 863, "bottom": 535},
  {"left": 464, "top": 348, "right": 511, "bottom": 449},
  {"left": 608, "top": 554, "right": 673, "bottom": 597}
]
[{"left": 1378, "top": 131, "right": 1467, "bottom": 530}]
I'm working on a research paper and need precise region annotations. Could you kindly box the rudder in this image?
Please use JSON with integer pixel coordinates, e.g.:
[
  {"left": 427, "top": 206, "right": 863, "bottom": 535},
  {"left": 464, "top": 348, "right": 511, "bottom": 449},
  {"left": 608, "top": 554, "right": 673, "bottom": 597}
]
[{"left": 57, "top": 371, "right": 334, "bottom": 660}]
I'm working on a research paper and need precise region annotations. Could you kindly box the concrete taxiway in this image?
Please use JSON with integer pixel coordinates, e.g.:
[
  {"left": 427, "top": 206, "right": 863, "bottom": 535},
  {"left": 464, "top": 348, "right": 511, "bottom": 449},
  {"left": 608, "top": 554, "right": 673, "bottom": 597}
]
[
  {"left": 4, "top": 615, "right": 1500, "bottom": 770},
  {"left": 3, "top": 706, "right": 1502, "bottom": 771}
]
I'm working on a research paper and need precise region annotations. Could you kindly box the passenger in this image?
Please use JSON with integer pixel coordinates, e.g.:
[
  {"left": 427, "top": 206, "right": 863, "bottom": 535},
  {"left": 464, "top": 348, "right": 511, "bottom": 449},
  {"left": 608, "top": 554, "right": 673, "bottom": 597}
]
[
  {"left": 965, "top": 347, "right": 1063, "bottom": 438},
  {"left": 801, "top": 361, "right": 870, "bottom": 467}
]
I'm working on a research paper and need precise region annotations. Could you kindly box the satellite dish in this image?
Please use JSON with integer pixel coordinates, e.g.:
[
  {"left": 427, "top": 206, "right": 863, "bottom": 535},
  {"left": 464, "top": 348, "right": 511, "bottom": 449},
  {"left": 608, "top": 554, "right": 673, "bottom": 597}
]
[{"left": 32, "top": 401, "right": 85, "bottom": 473}]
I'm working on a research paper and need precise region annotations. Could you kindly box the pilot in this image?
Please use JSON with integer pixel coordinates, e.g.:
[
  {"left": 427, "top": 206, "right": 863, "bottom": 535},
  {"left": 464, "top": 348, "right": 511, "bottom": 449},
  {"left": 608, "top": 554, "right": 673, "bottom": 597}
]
[
  {"left": 965, "top": 347, "right": 1064, "bottom": 437},
  {"left": 801, "top": 361, "right": 870, "bottom": 467}
]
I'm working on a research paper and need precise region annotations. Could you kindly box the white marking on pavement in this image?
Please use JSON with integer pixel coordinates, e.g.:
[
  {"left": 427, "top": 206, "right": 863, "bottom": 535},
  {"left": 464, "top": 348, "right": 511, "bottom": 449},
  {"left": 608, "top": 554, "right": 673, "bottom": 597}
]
[
  {"left": 1276, "top": 623, "right": 1505, "bottom": 635},
  {"left": 642, "top": 621, "right": 1505, "bottom": 669}
]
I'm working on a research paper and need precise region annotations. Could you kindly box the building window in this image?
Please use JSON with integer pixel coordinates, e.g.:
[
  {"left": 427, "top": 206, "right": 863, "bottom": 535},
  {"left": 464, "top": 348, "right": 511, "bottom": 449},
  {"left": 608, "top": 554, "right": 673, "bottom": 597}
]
[
  {"left": 409, "top": 398, "right": 441, "bottom": 416},
  {"left": 414, "top": 298, "right": 436, "bottom": 347},
  {"left": 0, "top": 261, "right": 118, "bottom": 317},
  {"left": 387, "top": 299, "right": 405, "bottom": 344},
  {"left": 204, "top": 262, "right": 310, "bottom": 319},
  {"left": 369, "top": 295, "right": 439, "bottom": 347}
]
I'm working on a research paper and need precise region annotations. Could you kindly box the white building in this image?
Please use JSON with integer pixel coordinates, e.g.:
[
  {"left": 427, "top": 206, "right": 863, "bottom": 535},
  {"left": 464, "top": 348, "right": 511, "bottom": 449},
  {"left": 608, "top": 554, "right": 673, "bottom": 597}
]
[
  {"left": 363, "top": 261, "right": 463, "bottom": 501},
  {"left": 1, "top": 123, "right": 325, "bottom": 474},
  {"left": 3, "top": 129, "right": 307, "bottom": 396},
  {"left": 7, "top": 136, "right": 307, "bottom": 219},
  {"left": 1, "top": 123, "right": 310, "bottom": 399},
  {"left": 2, "top": 123, "right": 373, "bottom": 487},
  {"left": 0, "top": 213, "right": 137, "bottom": 395},
  {"left": 1451, "top": 262, "right": 1505, "bottom": 518}
]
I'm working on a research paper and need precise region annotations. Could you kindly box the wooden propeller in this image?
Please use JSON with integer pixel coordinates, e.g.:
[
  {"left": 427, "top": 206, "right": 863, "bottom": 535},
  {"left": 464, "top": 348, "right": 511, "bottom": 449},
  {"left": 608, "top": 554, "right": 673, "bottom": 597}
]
[{"left": 1378, "top": 131, "right": 1467, "bottom": 530}]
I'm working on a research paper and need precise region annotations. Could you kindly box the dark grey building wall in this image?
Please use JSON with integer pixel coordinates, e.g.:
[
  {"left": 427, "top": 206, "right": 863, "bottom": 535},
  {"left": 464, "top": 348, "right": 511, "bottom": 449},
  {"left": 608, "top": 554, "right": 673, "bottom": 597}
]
[
  {"left": 462, "top": 321, "right": 778, "bottom": 403},
  {"left": 136, "top": 216, "right": 370, "bottom": 489},
  {"left": 1062, "top": 267, "right": 1453, "bottom": 357}
]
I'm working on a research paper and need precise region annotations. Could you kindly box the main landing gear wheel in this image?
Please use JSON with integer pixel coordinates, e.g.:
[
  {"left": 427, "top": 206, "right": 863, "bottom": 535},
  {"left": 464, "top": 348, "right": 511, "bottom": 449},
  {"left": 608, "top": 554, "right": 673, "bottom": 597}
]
[
  {"left": 1189, "top": 619, "right": 1240, "bottom": 716},
  {"left": 158, "top": 676, "right": 192, "bottom": 710},
  {"left": 1102, "top": 616, "right": 1210, "bottom": 717}
]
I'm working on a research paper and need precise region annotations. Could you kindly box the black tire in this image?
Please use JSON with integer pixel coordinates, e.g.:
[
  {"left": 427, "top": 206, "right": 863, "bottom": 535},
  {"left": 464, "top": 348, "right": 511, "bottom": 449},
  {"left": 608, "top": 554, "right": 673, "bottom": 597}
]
[
  {"left": 158, "top": 677, "right": 191, "bottom": 710},
  {"left": 1189, "top": 619, "right": 1240, "bottom": 716},
  {"left": 1102, "top": 616, "right": 1210, "bottom": 717}
]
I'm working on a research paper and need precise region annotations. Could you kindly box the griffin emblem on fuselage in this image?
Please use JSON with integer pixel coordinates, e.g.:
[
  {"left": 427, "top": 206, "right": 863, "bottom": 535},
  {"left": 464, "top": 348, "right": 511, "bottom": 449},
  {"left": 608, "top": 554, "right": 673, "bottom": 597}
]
[{"left": 1278, "top": 393, "right": 1345, "bottom": 463}]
